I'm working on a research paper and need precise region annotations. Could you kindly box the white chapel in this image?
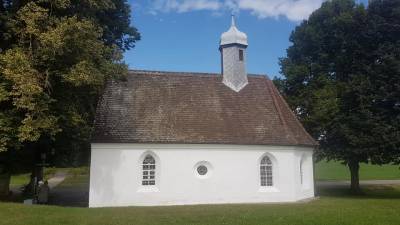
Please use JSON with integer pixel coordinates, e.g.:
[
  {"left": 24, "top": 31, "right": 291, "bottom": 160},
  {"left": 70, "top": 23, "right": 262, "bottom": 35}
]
[{"left": 89, "top": 16, "right": 317, "bottom": 207}]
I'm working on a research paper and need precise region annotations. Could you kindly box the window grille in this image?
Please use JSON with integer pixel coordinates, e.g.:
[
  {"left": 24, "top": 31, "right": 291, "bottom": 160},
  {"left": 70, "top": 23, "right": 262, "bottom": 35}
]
[
  {"left": 197, "top": 165, "right": 208, "bottom": 175},
  {"left": 260, "top": 156, "right": 273, "bottom": 186},
  {"left": 142, "top": 155, "right": 156, "bottom": 185}
]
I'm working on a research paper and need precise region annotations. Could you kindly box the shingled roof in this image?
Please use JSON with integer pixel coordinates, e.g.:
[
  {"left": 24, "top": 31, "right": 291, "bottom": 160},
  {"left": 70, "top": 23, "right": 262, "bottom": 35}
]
[{"left": 92, "top": 70, "right": 317, "bottom": 147}]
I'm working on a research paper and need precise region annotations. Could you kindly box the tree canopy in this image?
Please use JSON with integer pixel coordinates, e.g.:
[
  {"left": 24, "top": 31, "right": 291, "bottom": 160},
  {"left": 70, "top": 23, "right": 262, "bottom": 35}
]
[
  {"left": 0, "top": 0, "right": 140, "bottom": 175},
  {"left": 276, "top": 0, "right": 400, "bottom": 192}
]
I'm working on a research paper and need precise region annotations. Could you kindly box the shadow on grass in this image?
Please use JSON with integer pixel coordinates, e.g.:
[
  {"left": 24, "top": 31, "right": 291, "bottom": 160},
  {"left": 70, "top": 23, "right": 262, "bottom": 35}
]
[
  {"left": 316, "top": 184, "right": 400, "bottom": 200},
  {"left": 0, "top": 195, "right": 22, "bottom": 203},
  {"left": 1, "top": 174, "right": 90, "bottom": 207},
  {"left": 47, "top": 174, "right": 89, "bottom": 208}
]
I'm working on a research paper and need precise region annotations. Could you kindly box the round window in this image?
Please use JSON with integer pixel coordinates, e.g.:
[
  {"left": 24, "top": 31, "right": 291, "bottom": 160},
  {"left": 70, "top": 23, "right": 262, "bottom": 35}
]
[{"left": 197, "top": 165, "right": 208, "bottom": 175}]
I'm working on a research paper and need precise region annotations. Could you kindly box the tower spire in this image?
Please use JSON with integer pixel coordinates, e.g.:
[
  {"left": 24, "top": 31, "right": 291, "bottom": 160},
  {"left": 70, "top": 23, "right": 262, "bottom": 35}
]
[
  {"left": 219, "top": 16, "right": 248, "bottom": 92},
  {"left": 231, "top": 14, "right": 236, "bottom": 27}
]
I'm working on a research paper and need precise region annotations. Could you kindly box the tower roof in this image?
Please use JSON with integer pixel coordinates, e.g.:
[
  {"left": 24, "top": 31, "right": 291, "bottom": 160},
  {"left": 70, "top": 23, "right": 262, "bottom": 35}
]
[{"left": 220, "top": 15, "right": 248, "bottom": 46}]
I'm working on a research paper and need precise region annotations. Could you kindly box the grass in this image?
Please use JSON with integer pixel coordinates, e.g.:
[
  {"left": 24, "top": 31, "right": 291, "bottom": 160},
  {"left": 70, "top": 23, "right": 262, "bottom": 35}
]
[
  {"left": 315, "top": 161, "right": 400, "bottom": 180},
  {"left": 0, "top": 185, "right": 399, "bottom": 225},
  {"left": 3, "top": 164, "right": 400, "bottom": 225},
  {"left": 10, "top": 173, "right": 30, "bottom": 188},
  {"left": 57, "top": 167, "right": 89, "bottom": 188},
  {"left": 58, "top": 174, "right": 89, "bottom": 188}
]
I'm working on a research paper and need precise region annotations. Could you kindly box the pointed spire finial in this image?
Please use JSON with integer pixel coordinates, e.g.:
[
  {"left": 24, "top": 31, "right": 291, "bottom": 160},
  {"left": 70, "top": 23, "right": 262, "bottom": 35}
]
[{"left": 220, "top": 13, "right": 248, "bottom": 46}]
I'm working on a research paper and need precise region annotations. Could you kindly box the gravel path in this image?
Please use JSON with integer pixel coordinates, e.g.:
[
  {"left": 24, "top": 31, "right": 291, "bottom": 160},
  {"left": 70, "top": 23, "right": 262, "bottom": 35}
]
[
  {"left": 9, "top": 171, "right": 67, "bottom": 195},
  {"left": 48, "top": 172, "right": 67, "bottom": 189}
]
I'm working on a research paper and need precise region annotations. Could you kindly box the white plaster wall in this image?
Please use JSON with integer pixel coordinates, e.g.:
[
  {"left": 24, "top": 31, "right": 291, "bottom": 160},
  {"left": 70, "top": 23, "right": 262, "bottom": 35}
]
[
  {"left": 295, "top": 151, "right": 315, "bottom": 201},
  {"left": 89, "top": 144, "right": 314, "bottom": 207}
]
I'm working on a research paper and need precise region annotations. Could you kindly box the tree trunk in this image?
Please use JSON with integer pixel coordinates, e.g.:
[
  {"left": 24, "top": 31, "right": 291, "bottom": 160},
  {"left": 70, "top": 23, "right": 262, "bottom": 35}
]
[
  {"left": 0, "top": 153, "right": 11, "bottom": 196},
  {"left": 25, "top": 143, "right": 43, "bottom": 198},
  {"left": 348, "top": 160, "right": 361, "bottom": 194},
  {"left": 0, "top": 173, "right": 10, "bottom": 196}
]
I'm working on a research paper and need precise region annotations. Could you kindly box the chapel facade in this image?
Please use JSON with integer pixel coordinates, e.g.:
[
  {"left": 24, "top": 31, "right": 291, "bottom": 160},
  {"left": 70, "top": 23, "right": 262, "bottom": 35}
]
[{"left": 89, "top": 17, "right": 317, "bottom": 207}]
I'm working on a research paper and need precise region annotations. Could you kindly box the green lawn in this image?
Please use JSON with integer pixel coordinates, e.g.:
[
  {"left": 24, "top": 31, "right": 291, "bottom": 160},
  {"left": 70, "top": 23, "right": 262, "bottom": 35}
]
[
  {"left": 0, "top": 185, "right": 399, "bottom": 225},
  {"left": 57, "top": 174, "right": 89, "bottom": 188},
  {"left": 3, "top": 165, "right": 400, "bottom": 225},
  {"left": 315, "top": 161, "right": 400, "bottom": 180},
  {"left": 10, "top": 173, "right": 31, "bottom": 188}
]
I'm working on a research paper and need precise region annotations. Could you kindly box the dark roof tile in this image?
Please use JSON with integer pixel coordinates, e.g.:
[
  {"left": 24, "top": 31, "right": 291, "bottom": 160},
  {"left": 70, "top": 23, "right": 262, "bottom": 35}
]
[{"left": 92, "top": 70, "right": 317, "bottom": 147}]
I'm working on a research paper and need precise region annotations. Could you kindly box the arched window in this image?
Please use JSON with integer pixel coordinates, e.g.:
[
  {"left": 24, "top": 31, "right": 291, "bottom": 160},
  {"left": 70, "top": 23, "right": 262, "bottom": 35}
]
[
  {"left": 142, "top": 155, "right": 156, "bottom": 186},
  {"left": 260, "top": 156, "right": 273, "bottom": 186}
]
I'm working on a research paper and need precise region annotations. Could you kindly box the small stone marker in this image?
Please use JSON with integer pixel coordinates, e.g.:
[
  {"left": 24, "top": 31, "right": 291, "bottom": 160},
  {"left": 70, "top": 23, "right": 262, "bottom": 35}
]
[{"left": 23, "top": 199, "right": 33, "bottom": 205}]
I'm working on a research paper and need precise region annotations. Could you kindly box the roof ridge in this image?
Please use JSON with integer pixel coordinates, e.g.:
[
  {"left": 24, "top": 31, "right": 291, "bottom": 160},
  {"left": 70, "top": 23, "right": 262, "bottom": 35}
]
[{"left": 128, "top": 69, "right": 268, "bottom": 79}]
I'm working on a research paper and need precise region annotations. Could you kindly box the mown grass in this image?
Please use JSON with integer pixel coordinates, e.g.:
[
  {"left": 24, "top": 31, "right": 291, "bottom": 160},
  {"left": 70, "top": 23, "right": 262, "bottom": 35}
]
[
  {"left": 0, "top": 185, "right": 400, "bottom": 225},
  {"left": 57, "top": 174, "right": 89, "bottom": 188},
  {"left": 4, "top": 164, "right": 400, "bottom": 225},
  {"left": 315, "top": 161, "right": 400, "bottom": 180},
  {"left": 10, "top": 173, "right": 31, "bottom": 188}
]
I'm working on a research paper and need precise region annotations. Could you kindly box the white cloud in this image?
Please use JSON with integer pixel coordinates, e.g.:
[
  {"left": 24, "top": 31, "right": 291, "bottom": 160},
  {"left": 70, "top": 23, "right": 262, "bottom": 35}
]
[
  {"left": 152, "top": 0, "right": 222, "bottom": 13},
  {"left": 236, "top": 0, "right": 324, "bottom": 21},
  {"left": 149, "top": 0, "right": 325, "bottom": 21}
]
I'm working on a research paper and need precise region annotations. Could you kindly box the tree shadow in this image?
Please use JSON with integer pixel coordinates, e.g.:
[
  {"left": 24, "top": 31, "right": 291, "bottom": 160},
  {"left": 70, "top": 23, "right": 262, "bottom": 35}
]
[
  {"left": 48, "top": 174, "right": 89, "bottom": 207},
  {"left": 316, "top": 183, "right": 400, "bottom": 199},
  {"left": 0, "top": 176, "right": 89, "bottom": 207},
  {"left": 0, "top": 188, "right": 24, "bottom": 203}
]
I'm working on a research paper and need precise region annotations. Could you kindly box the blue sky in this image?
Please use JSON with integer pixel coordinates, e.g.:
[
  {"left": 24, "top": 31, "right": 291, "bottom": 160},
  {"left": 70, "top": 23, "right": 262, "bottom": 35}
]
[{"left": 125, "top": 0, "right": 368, "bottom": 78}]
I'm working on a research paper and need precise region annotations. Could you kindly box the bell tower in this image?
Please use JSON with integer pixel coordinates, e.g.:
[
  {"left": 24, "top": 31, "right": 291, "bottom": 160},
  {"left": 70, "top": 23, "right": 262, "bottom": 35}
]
[{"left": 220, "top": 15, "right": 248, "bottom": 92}]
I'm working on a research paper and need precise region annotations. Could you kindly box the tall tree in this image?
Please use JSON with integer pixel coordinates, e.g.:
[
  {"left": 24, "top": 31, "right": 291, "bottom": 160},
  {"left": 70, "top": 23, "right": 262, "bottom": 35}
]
[
  {"left": 0, "top": 0, "right": 140, "bottom": 192},
  {"left": 276, "top": 0, "right": 400, "bottom": 192}
]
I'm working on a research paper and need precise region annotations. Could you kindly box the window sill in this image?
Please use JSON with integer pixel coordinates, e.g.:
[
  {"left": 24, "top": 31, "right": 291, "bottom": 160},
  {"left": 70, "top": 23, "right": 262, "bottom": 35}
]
[
  {"left": 137, "top": 186, "right": 159, "bottom": 193},
  {"left": 258, "top": 187, "right": 279, "bottom": 193}
]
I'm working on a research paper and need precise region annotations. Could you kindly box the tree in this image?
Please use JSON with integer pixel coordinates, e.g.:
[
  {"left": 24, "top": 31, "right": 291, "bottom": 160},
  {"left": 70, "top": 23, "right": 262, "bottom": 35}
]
[
  {"left": 275, "top": 0, "right": 400, "bottom": 193},
  {"left": 0, "top": 0, "right": 140, "bottom": 193}
]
